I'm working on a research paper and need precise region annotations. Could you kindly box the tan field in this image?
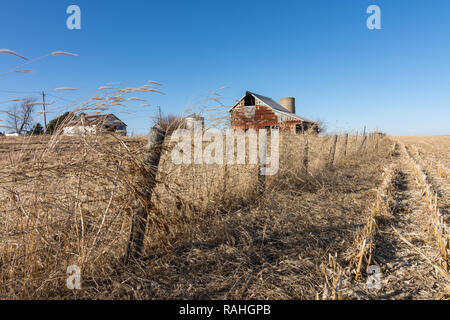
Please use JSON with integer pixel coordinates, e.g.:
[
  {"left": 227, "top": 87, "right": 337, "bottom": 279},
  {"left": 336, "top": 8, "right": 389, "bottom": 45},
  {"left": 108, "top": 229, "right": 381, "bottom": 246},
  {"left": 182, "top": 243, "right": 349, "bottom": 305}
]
[
  {"left": 0, "top": 132, "right": 449, "bottom": 299},
  {"left": 395, "top": 136, "right": 450, "bottom": 167}
]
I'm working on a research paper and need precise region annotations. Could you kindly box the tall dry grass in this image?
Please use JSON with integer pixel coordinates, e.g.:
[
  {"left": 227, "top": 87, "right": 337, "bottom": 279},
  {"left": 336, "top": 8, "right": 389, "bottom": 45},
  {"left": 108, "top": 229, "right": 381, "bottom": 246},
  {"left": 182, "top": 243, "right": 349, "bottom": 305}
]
[{"left": 0, "top": 120, "right": 393, "bottom": 299}]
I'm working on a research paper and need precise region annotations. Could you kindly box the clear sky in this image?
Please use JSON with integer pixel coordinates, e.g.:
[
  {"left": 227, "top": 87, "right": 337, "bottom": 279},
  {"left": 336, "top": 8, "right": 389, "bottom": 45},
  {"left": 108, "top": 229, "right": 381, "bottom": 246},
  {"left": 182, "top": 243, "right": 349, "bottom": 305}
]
[{"left": 1, "top": 0, "right": 449, "bottom": 135}]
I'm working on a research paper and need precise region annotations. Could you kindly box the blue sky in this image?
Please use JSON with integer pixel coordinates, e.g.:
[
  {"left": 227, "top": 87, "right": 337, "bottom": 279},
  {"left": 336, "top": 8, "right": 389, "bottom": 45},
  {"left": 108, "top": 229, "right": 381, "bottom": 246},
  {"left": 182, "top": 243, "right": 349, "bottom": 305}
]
[{"left": 1, "top": 0, "right": 449, "bottom": 135}]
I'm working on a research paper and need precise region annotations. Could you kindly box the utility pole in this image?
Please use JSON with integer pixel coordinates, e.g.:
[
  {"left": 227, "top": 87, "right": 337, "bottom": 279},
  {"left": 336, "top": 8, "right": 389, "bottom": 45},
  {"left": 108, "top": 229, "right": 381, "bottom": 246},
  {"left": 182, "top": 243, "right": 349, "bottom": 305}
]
[{"left": 42, "top": 91, "right": 47, "bottom": 133}]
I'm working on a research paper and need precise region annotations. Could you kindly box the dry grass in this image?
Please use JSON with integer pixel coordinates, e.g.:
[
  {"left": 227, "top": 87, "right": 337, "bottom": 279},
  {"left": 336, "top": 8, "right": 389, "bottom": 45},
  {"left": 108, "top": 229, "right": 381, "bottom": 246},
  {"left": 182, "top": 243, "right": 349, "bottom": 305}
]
[{"left": 0, "top": 128, "right": 396, "bottom": 299}]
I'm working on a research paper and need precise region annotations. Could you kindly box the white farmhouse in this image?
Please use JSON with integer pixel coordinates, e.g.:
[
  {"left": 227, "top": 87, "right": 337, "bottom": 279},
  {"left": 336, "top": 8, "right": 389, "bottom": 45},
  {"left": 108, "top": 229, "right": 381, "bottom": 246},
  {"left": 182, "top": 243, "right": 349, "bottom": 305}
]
[{"left": 63, "top": 114, "right": 127, "bottom": 136}]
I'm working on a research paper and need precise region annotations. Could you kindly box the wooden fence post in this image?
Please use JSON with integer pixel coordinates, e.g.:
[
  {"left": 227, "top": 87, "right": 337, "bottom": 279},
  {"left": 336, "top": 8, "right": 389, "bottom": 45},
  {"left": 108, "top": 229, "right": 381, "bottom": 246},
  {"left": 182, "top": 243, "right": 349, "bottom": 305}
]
[
  {"left": 375, "top": 133, "right": 379, "bottom": 153},
  {"left": 125, "top": 123, "right": 166, "bottom": 263},
  {"left": 258, "top": 165, "right": 266, "bottom": 195},
  {"left": 358, "top": 135, "right": 367, "bottom": 153},
  {"left": 328, "top": 135, "right": 338, "bottom": 167},
  {"left": 222, "top": 161, "right": 228, "bottom": 204},
  {"left": 303, "top": 138, "right": 309, "bottom": 174},
  {"left": 258, "top": 130, "right": 267, "bottom": 196},
  {"left": 343, "top": 133, "right": 348, "bottom": 157}
]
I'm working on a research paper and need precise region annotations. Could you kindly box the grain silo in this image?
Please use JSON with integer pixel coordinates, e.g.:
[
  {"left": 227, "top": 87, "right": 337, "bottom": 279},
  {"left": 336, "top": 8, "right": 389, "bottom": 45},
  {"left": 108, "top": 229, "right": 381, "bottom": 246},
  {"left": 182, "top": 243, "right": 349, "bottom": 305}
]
[
  {"left": 184, "top": 113, "right": 205, "bottom": 130},
  {"left": 280, "top": 97, "right": 296, "bottom": 114}
]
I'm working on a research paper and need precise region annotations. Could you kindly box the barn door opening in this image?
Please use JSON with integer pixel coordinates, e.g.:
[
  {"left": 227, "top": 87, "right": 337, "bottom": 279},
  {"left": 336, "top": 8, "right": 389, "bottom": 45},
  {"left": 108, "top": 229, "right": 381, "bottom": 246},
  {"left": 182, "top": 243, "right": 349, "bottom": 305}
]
[{"left": 244, "top": 93, "right": 256, "bottom": 118}]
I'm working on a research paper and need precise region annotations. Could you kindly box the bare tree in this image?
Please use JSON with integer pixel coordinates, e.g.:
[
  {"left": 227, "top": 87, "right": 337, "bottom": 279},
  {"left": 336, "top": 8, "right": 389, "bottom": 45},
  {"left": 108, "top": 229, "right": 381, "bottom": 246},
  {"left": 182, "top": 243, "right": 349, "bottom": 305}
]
[{"left": 7, "top": 98, "right": 37, "bottom": 134}]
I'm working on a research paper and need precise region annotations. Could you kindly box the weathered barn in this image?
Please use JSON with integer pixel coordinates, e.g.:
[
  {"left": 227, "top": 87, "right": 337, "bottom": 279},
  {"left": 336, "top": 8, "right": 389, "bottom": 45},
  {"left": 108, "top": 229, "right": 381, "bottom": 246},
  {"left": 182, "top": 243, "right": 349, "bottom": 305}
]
[
  {"left": 63, "top": 113, "right": 127, "bottom": 136},
  {"left": 229, "top": 91, "right": 317, "bottom": 133}
]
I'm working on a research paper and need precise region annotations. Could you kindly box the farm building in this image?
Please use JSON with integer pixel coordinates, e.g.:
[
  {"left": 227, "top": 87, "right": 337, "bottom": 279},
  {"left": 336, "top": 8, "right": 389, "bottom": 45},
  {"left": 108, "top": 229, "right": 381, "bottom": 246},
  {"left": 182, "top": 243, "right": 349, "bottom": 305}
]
[
  {"left": 229, "top": 91, "right": 318, "bottom": 133},
  {"left": 184, "top": 113, "right": 205, "bottom": 130},
  {"left": 63, "top": 113, "right": 127, "bottom": 136}
]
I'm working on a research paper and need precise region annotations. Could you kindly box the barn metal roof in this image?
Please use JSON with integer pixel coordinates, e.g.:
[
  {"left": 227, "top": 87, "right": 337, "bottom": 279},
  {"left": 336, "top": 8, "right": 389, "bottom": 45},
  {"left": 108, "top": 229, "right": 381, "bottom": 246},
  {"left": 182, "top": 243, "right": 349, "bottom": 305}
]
[
  {"left": 229, "top": 91, "right": 315, "bottom": 123},
  {"left": 248, "top": 91, "right": 289, "bottom": 113}
]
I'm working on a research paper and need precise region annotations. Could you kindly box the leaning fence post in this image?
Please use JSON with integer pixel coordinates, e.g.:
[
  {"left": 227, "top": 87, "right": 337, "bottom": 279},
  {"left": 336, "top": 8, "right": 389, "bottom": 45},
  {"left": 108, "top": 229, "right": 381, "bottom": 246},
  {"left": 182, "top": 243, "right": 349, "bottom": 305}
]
[
  {"left": 328, "top": 135, "right": 338, "bottom": 167},
  {"left": 358, "top": 135, "right": 367, "bottom": 153},
  {"left": 125, "top": 123, "right": 166, "bottom": 263},
  {"left": 343, "top": 133, "right": 348, "bottom": 157}
]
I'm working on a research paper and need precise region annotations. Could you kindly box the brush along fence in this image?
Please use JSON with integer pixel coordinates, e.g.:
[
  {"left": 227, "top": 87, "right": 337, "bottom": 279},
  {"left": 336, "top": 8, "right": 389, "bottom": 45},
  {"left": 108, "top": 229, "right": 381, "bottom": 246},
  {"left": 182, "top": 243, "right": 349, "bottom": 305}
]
[
  {"left": 125, "top": 124, "right": 274, "bottom": 263},
  {"left": 402, "top": 144, "right": 449, "bottom": 271},
  {"left": 124, "top": 129, "right": 387, "bottom": 265}
]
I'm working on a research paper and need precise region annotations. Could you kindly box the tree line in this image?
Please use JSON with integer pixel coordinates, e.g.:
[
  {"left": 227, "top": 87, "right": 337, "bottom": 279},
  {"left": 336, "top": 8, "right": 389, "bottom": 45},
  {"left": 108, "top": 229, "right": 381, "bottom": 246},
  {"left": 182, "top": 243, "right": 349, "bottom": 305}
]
[{"left": 2, "top": 97, "right": 73, "bottom": 136}]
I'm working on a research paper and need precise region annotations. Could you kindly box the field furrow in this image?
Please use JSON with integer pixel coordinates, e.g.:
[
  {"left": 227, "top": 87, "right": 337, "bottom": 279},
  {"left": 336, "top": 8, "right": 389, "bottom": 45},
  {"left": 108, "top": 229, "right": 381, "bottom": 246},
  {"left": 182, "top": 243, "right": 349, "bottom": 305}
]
[{"left": 370, "top": 156, "right": 449, "bottom": 299}]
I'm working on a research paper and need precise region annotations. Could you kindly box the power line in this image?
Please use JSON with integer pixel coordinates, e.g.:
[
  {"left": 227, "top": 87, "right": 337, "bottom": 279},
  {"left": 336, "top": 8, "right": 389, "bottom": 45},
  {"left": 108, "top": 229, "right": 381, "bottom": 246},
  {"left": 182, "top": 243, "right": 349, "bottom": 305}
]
[
  {"left": 45, "top": 92, "right": 76, "bottom": 103},
  {"left": 0, "top": 89, "right": 41, "bottom": 94}
]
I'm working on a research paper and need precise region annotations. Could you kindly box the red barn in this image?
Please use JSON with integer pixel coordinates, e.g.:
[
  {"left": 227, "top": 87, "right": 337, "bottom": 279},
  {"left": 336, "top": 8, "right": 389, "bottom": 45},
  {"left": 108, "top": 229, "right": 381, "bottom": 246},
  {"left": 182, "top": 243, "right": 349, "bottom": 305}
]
[{"left": 229, "top": 91, "right": 317, "bottom": 134}]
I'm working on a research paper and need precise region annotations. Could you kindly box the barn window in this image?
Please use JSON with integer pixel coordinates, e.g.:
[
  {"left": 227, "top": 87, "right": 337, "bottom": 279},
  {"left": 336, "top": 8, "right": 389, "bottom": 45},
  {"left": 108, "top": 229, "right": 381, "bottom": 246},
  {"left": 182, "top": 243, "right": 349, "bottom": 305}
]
[
  {"left": 105, "top": 125, "right": 117, "bottom": 132},
  {"left": 296, "top": 123, "right": 309, "bottom": 134}
]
